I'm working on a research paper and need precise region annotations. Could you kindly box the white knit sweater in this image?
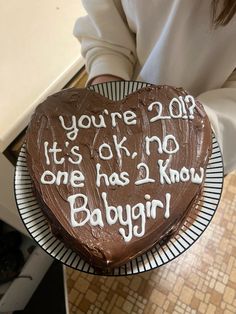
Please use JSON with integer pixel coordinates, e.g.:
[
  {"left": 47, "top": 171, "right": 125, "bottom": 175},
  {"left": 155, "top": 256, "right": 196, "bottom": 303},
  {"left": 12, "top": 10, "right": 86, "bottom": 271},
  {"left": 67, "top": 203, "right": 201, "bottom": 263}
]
[{"left": 74, "top": 0, "right": 236, "bottom": 173}]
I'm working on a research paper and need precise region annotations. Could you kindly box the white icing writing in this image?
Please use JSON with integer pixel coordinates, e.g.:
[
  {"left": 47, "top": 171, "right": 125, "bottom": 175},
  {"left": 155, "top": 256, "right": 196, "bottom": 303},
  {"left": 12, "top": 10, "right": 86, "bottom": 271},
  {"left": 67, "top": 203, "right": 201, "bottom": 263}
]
[
  {"left": 135, "top": 163, "right": 155, "bottom": 185},
  {"left": 68, "top": 146, "right": 82, "bottom": 164},
  {"left": 98, "top": 136, "right": 131, "bottom": 162},
  {"left": 78, "top": 115, "right": 91, "bottom": 128},
  {"left": 67, "top": 192, "right": 171, "bottom": 242},
  {"left": 44, "top": 141, "right": 82, "bottom": 165},
  {"left": 59, "top": 115, "right": 78, "bottom": 141},
  {"left": 91, "top": 115, "right": 106, "bottom": 128},
  {"left": 145, "top": 134, "right": 179, "bottom": 156},
  {"left": 111, "top": 112, "right": 122, "bottom": 127},
  {"left": 178, "top": 96, "right": 188, "bottom": 119},
  {"left": 39, "top": 92, "right": 203, "bottom": 243},
  {"left": 148, "top": 95, "right": 197, "bottom": 121},
  {"left": 59, "top": 110, "right": 137, "bottom": 141},
  {"left": 96, "top": 163, "right": 130, "bottom": 187},
  {"left": 98, "top": 143, "right": 113, "bottom": 160},
  {"left": 169, "top": 98, "right": 182, "bottom": 118},
  {"left": 148, "top": 101, "right": 171, "bottom": 122},
  {"left": 158, "top": 159, "right": 204, "bottom": 185},
  {"left": 123, "top": 111, "right": 137, "bottom": 125},
  {"left": 132, "top": 161, "right": 204, "bottom": 185},
  {"left": 185, "top": 95, "right": 196, "bottom": 119},
  {"left": 44, "top": 142, "right": 50, "bottom": 165},
  {"left": 48, "top": 142, "right": 64, "bottom": 164},
  {"left": 113, "top": 135, "right": 130, "bottom": 159},
  {"left": 40, "top": 170, "right": 85, "bottom": 187}
]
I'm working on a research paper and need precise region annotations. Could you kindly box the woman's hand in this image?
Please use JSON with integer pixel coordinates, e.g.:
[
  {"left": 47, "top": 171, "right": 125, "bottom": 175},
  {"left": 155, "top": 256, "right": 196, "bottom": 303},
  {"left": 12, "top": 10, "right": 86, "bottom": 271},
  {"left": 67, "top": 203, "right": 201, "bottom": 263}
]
[{"left": 89, "top": 75, "right": 122, "bottom": 85}]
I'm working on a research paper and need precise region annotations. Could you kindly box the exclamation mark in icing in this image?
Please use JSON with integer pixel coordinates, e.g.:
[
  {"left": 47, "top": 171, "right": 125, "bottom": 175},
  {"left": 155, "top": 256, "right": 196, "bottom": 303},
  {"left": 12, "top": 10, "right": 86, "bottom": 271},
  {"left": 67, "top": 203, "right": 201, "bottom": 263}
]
[
  {"left": 179, "top": 96, "right": 188, "bottom": 119},
  {"left": 164, "top": 193, "right": 171, "bottom": 219},
  {"left": 185, "top": 95, "right": 196, "bottom": 119}
]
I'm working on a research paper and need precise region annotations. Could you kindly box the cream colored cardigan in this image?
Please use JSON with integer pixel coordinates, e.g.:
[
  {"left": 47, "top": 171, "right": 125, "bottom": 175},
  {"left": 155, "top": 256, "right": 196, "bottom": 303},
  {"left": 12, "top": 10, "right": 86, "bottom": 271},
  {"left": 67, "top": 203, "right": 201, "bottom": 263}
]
[{"left": 74, "top": 0, "right": 236, "bottom": 173}]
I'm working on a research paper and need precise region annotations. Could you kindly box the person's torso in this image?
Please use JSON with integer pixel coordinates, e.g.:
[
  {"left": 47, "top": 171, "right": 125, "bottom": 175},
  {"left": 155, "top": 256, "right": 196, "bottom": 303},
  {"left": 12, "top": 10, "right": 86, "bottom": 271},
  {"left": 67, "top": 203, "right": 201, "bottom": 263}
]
[{"left": 121, "top": 0, "right": 236, "bottom": 95}]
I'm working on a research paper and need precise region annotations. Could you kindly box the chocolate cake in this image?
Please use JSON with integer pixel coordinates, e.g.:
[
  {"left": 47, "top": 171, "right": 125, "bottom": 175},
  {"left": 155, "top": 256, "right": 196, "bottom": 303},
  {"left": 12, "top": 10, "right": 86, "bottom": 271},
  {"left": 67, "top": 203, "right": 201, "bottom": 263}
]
[{"left": 25, "top": 84, "right": 212, "bottom": 270}]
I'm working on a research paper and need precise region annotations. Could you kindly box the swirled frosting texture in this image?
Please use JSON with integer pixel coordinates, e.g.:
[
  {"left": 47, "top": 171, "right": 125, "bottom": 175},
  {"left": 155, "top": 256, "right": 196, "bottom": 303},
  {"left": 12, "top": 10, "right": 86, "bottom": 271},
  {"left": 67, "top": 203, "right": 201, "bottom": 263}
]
[{"left": 26, "top": 85, "right": 212, "bottom": 270}]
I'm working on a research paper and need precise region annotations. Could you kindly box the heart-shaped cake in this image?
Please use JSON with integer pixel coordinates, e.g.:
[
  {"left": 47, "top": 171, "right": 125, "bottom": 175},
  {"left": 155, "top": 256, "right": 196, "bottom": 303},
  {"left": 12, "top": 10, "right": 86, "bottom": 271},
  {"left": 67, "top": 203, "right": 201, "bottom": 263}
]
[{"left": 26, "top": 84, "right": 212, "bottom": 270}]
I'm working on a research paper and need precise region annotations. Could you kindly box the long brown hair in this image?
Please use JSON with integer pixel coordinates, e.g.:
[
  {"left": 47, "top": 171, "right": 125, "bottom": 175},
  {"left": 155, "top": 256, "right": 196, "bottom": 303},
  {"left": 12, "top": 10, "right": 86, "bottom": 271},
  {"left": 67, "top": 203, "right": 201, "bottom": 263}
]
[{"left": 212, "top": 0, "right": 236, "bottom": 26}]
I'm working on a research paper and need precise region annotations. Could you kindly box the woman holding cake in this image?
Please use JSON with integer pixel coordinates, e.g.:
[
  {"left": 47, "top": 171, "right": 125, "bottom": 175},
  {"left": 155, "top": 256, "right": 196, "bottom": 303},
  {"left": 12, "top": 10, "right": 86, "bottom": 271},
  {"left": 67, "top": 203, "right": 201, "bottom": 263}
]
[{"left": 74, "top": 0, "right": 236, "bottom": 174}]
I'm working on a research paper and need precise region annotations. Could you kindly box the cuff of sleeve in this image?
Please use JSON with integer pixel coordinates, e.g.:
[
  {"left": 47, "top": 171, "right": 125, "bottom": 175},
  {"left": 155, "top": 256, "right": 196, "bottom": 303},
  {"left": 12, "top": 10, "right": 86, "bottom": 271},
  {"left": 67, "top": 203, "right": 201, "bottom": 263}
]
[
  {"left": 197, "top": 93, "right": 222, "bottom": 147},
  {"left": 86, "top": 53, "right": 133, "bottom": 85},
  {"left": 198, "top": 97, "right": 228, "bottom": 174},
  {"left": 201, "top": 105, "right": 221, "bottom": 142}
]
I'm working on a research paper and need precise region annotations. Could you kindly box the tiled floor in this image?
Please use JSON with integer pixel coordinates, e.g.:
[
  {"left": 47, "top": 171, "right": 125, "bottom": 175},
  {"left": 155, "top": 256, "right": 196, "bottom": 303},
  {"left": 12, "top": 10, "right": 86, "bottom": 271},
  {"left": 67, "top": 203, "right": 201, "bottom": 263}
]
[{"left": 66, "top": 171, "right": 236, "bottom": 314}]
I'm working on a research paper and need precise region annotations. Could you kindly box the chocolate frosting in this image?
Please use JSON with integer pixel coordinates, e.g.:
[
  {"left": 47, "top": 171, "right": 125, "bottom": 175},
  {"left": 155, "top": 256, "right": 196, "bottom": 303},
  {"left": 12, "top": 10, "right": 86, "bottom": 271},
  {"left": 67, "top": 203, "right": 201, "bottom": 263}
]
[{"left": 26, "top": 85, "right": 212, "bottom": 270}]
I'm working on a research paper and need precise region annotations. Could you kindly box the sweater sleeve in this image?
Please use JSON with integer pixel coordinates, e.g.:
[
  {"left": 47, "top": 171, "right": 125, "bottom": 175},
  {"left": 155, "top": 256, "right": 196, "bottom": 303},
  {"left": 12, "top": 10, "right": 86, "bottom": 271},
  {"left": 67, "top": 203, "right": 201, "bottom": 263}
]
[
  {"left": 73, "top": 0, "right": 136, "bottom": 83},
  {"left": 197, "top": 70, "right": 236, "bottom": 174}
]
